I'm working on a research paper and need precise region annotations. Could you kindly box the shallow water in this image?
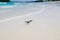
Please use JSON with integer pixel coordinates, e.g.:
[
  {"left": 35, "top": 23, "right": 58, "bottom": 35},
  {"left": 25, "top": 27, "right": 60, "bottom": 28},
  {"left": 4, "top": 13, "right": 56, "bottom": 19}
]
[{"left": 0, "top": 1, "right": 60, "bottom": 21}]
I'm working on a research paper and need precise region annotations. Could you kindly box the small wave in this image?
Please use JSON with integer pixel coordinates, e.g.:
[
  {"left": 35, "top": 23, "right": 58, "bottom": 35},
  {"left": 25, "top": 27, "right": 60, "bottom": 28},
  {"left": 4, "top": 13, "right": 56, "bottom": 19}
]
[{"left": 0, "top": 5, "right": 14, "bottom": 8}]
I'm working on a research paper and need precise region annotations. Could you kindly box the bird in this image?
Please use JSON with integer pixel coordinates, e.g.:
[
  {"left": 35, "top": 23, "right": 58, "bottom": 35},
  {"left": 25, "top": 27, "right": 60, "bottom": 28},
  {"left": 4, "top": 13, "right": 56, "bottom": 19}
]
[{"left": 25, "top": 20, "right": 32, "bottom": 24}]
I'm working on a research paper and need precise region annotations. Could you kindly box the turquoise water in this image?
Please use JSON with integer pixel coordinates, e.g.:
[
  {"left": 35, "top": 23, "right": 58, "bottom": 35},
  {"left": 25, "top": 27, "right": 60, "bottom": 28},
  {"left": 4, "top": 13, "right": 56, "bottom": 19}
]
[
  {"left": 0, "top": 2, "right": 37, "bottom": 6},
  {"left": 0, "top": 1, "right": 58, "bottom": 7},
  {"left": 0, "top": 2, "right": 46, "bottom": 6},
  {"left": 0, "top": 2, "right": 14, "bottom": 6},
  {"left": 0, "top": 2, "right": 51, "bottom": 6}
]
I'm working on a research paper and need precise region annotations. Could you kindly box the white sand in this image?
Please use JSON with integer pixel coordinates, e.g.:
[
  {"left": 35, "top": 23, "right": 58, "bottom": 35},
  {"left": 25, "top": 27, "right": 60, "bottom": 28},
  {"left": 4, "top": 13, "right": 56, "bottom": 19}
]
[{"left": 0, "top": 2, "right": 60, "bottom": 40}]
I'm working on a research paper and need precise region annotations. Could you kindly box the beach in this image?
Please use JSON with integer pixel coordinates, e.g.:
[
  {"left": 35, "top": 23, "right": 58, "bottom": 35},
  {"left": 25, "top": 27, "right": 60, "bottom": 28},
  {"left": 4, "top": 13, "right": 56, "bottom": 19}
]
[{"left": 0, "top": 2, "right": 60, "bottom": 40}]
